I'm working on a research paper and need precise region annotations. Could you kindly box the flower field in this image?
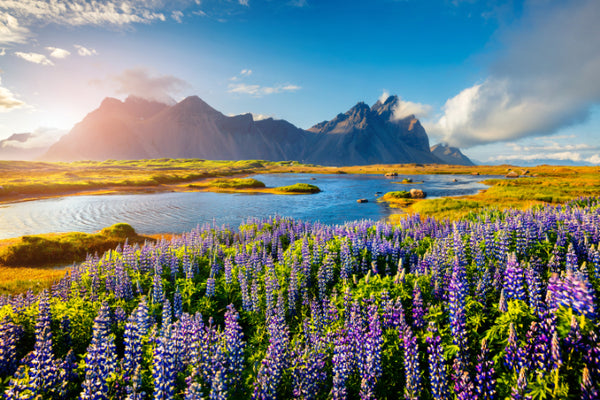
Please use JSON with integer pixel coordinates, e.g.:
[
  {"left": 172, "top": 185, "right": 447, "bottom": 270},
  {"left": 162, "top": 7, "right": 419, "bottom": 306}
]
[{"left": 1, "top": 198, "right": 599, "bottom": 399}]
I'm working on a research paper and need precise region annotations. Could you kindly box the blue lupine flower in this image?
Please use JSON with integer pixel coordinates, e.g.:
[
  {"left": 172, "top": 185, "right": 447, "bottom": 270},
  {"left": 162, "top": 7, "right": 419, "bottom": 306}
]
[
  {"left": 81, "top": 302, "right": 118, "bottom": 400},
  {"left": 402, "top": 326, "right": 422, "bottom": 400},
  {"left": 475, "top": 339, "right": 496, "bottom": 400},
  {"left": 426, "top": 322, "right": 450, "bottom": 400}
]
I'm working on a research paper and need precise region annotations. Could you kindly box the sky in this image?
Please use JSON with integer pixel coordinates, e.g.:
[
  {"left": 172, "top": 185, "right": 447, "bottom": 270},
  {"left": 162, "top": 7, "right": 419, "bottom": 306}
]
[{"left": 0, "top": 0, "right": 599, "bottom": 165}]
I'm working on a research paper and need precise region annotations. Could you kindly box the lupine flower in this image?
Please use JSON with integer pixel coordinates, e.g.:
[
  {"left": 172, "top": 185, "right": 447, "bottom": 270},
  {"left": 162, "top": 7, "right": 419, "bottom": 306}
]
[
  {"left": 81, "top": 302, "right": 118, "bottom": 400},
  {"left": 426, "top": 322, "right": 450, "bottom": 400},
  {"left": 153, "top": 325, "right": 176, "bottom": 400},
  {"left": 332, "top": 330, "right": 352, "bottom": 400},
  {"left": 0, "top": 315, "right": 21, "bottom": 377},
  {"left": 582, "top": 365, "right": 599, "bottom": 400},
  {"left": 360, "top": 304, "right": 382, "bottom": 400},
  {"left": 412, "top": 281, "right": 425, "bottom": 330},
  {"left": 503, "top": 253, "right": 526, "bottom": 301},
  {"left": 475, "top": 339, "right": 496, "bottom": 400},
  {"left": 402, "top": 326, "right": 422, "bottom": 400},
  {"left": 510, "top": 367, "right": 529, "bottom": 400}
]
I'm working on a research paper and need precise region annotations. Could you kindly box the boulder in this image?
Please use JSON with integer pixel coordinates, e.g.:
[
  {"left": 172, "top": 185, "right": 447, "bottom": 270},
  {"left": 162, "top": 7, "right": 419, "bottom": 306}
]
[
  {"left": 505, "top": 171, "right": 519, "bottom": 178},
  {"left": 357, "top": 198, "right": 369, "bottom": 203},
  {"left": 385, "top": 172, "right": 398, "bottom": 177},
  {"left": 410, "top": 189, "right": 427, "bottom": 199}
]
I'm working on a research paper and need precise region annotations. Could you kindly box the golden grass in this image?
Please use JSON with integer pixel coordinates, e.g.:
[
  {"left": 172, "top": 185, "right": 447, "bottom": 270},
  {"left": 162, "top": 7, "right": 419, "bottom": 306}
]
[{"left": 0, "top": 266, "right": 66, "bottom": 296}]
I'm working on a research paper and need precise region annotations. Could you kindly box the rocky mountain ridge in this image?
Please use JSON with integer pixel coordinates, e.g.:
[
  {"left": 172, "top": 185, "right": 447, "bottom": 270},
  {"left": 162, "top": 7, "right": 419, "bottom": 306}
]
[{"left": 41, "top": 95, "right": 475, "bottom": 166}]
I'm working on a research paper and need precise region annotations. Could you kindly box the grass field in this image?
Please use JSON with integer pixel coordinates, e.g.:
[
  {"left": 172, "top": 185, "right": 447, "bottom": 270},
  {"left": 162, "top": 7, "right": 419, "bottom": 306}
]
[{"left": 1, "top": 159, "right": 599, "bottom": 294}]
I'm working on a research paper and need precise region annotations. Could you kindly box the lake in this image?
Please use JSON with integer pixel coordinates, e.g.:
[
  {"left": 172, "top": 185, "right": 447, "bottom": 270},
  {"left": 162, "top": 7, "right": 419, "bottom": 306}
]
[{"left": 0, "top": 173, "right": 494, "bottom": 239}]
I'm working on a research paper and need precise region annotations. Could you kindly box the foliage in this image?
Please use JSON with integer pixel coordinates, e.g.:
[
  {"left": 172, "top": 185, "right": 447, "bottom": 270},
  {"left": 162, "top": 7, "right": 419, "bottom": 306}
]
[
  {"left": 275, "top": 183, "right": 321, "bottom": 193},
  {"left": 0, "top": 198, "right": 600, "bottom": 398}
]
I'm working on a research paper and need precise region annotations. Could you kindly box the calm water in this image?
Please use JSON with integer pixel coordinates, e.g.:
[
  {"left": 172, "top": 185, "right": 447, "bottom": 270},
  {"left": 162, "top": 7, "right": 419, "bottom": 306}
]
[{"left": 0, "top": 173, "right": 494, "bottom": 239}]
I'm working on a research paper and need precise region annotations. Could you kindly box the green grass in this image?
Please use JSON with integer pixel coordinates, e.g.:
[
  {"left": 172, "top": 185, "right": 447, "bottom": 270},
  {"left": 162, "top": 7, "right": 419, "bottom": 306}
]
[
  {"left": 383, "top": 190, "right": 411, "bottom": 199},
  {"left": 0, "top": 223, "right": 145, "bottom": 267},
  {"left": 275, "top": 183, "right": 321, "bottom": 193},
  {"left": 207, "top": 178, "right": 266, "bottom": 189}
]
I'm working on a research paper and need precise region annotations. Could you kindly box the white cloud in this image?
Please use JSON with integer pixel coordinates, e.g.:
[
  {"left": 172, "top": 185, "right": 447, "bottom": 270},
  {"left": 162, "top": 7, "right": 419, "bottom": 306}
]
[
  {"left": 0, "top": 76, "right": 24, "bottom": 111},
  {"left": 0, "top": 12, "right": 29, "bottom": 45},
  {"left": 490, "top": 151, "right": 584, "bottom": 162},
  {"left": 46, "top": 46, "right": 70, "bottom": 58},
  {"left": 0, "top": 127, "right": 65, "bottom": 149},
  {"left": 428, "top": 0, "right": 600, "bottom": 148},
  {"left": 171, "top": 10, "right": 183, "bottom": 23},
  {"left": 74, "top": 44, "right": 97, "bottom": 56},
  {"left": 251, "top": 113, "right": 273, "bottom": 121},
  {"left": 288, "top": 0, "right": 307, "bottom": 7},
  {"left": 240, "top": 69, "right": 252, "bottom": 76},
  {"left": 392, "top": 97, "right": 431, "bottom": 119},
  {"left": 112, "top": 67, "right": 190, "bottom": 103},
  {"left": 239, "top": 0, "right": 249, "bottom": 6},
  {"left": 0, "top": 47, "right": 5, "bottom": 56},
  {"left": 14, "top": 51, "right": 54, "bottom": 65},
  {"left": 228, "top": 82, "right": 301, "bottom": 96},
  {"left": 378, "top": 90, "right": 390, "bottom": 104},
  {"left": 585, "top": 154, "right": 600, "bottom": 164},
  {"left": 0, "top": 0, "right": 170, "bottom": 27}
]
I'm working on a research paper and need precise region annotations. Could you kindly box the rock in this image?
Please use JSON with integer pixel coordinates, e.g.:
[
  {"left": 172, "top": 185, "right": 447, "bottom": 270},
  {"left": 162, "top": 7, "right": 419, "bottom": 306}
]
[
  {"left": 472, "top": 172, "right": 480, "bottom": 176},
  {"left": 452, "top": 178, "right": 458, "bottom": 182},
  {"left": 505, "top": 171, "right": 519, "bottom": 178},
  {"left": 402, "top": 178, "right": 413, "bottom": 183},
  {"left": 410, "top": 189, "right": 426, "bottom": 199},
  {"left": 310, "top": 177, "right": 316, "bottom": 180},
  {"left": 385, "top": 172, "right": 398, "bottom": 177},
  {"left": 357, "top": 198, "right": 368, "bottom": 203}
]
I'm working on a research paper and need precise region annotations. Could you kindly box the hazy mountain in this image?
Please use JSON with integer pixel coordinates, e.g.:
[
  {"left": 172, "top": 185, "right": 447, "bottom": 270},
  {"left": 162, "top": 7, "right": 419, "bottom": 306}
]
[
  {"left": 430, "top": 143, "right": 475, "bottom": 166},
  {"left": 42, "top": 95, "right": 470, "bottom": 166},
  {"left": 0, "top": 132, "right": 59, "bottom": 160}
]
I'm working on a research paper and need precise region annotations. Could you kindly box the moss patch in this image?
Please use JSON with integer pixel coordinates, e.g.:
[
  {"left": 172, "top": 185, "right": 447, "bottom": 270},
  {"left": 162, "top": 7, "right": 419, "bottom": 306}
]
[{"left": 275, "top": 183, "right": 321, "bottom": 193}]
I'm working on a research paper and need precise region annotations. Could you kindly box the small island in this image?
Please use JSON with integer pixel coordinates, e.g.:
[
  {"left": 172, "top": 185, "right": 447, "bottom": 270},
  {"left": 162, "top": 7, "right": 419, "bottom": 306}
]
[{"left": 188, "top": 178, "right": 321, "bottom": 195}]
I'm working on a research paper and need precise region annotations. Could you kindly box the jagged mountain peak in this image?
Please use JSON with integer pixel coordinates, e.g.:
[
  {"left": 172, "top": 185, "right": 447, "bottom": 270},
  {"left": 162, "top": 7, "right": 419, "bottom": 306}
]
[{"left": 430, "top": 143, "right": 475, "bottom": 166}]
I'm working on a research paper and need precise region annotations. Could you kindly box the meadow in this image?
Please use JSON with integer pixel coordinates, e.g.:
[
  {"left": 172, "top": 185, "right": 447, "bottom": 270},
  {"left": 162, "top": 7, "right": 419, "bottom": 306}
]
[{"left": 0, "top": 197, "right": 599, "bottom": 399}]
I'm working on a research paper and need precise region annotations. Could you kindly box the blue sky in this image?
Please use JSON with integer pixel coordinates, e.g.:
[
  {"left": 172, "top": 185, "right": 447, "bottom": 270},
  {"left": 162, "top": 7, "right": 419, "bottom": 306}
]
[{"left": 1, "top": 0, "right": 599, "bottom": 164}]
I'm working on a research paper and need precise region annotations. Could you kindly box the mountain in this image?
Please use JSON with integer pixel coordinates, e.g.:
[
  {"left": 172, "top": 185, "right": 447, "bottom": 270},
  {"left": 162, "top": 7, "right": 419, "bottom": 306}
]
[
  {"left": 430, "top": 143, "right": 475, "bottom": 166},
  {"left": 0, "top": 132, "right": 58, "bottom": 160},
  {"left": 306, "top": 96, "right": 440, "bottom": 165},
  {"left": 42, "top": 95, "right": 471, "bottom": 166}
]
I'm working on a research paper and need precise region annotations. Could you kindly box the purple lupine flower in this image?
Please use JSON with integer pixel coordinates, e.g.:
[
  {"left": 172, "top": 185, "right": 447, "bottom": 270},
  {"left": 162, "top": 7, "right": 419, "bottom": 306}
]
[
  {"left": 360, "top": 304, "right": 382, "bottom": 400},
  {"left": 223, "top": 305, "right": 245, "bottom": 393},
  {"left": 81, "top": 302, "right": 118, "bottom": 400},
  {"left": 412, "top": 280, "right": 425, "bottom": 330},
  {"left": 0, "top": 315, "right": 21, "bottom": 377},
  {"left": 206, "top": 275, "right": 216, "bottom": 298},
  {"left": 153, "top": 319, "right": 176, "bottom": 400},
  {"left": 253, "top": 308, "right": 290, "bottom": 399},
  {"left": 475, "top": 339, "right": 496, "bottom": 400},
  {"left": 426, "top": 322, "right": 450, "bottom": 400},
  {"left": 510, "top": 367, "right": 529, "bottom": 400},
  {"left": 448, "top": 257, "right": 468, "bottom": 361},
  {"left": 292, "top": 343, "right": 327, "bottom": 400},
  {"left": 499, "top": 289, "right": 508, "bottom": 313},
  {"left": 582, "top": 365, "right": 599, "bottom": 400},
  {"left": 173, "top": 285, "right": 183, "bottom": 320},
  {"left": 6, "top": 292, "right": 60, "bottom": 397},
  {"left": 332, "top": 330, "right": 353, "bottom": 400},
  {"left": 503, "top": 253, "right": 526, "bottom": 301},
  {"left": 152, "top": 272, "right": 164, "bottom": 305},
  {"left": 524, "top": 321, "right": 551, "bottom": 374},
  {"left": 504, "top": 323, "right": 521, "bottom": 373},
  {"left": 402, "top": 326, "right": 422, "bottom": 400},
  {"left": 524, "top": 262, "right": 543, "bottom": 316},
  {"left": 452, "top": 358, "right": 476, "bottom": 400}
]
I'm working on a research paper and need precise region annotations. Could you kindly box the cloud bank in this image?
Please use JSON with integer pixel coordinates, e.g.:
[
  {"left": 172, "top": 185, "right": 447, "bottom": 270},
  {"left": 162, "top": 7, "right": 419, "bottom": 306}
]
[
  {"left": 112, "top": 68, "right": 190, "bottom": 104},
  {"left": 0, "top": 77, "right": 24, "bottom": 111},
  {"left": 428, "top": 0, "right": 600, "bottom": 148},
  {"left": 14, "top": 51, "right": 54, "bottom": 65}
]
